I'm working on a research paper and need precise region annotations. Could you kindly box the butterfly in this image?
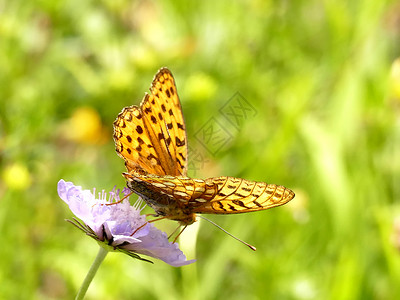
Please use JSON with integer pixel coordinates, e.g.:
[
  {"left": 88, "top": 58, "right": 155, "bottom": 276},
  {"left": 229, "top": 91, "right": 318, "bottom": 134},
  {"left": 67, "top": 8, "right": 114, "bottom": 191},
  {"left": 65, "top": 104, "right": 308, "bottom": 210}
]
[{"left": 113, "top": 68, "right": 295, "bottom": 227}]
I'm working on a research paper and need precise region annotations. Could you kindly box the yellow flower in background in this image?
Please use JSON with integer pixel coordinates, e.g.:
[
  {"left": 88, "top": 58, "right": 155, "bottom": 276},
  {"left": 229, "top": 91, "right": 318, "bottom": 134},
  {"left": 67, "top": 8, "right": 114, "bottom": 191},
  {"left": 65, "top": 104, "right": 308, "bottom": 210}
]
[
  {"left": 61, "top": 106, "right": 108, "bottom": 145},
  {"left": 2, "top": 163, "right": 32, "bottom": 190}
]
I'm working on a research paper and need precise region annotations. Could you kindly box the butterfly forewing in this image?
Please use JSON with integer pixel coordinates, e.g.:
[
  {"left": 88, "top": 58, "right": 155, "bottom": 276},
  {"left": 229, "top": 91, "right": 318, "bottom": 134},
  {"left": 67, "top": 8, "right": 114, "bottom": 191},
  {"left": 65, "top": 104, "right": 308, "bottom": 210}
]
[
  {"left": 114, "top": 105, "right": 165, "bottom": 175},
  {"left": 113, "top": 68, "right": 187, "bottom": 176},
  {"left": 147, "top": 69, "right": 188, "bottom": 175}
]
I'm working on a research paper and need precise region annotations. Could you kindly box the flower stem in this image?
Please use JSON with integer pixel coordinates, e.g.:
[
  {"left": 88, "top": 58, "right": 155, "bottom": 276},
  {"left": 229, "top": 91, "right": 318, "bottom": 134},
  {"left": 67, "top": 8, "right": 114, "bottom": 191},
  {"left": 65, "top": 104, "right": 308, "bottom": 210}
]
[{"left": 75, "top": 246, "right": 108, "bottom": 300}]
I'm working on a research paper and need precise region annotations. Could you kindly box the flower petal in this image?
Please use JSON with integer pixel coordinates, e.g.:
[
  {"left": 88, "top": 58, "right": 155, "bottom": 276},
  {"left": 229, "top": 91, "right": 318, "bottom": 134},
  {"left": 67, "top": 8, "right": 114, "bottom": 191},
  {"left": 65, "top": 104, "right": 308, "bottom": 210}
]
[
  {"left": 58, "top": 179, "right": 195, "bottom": 267},
  {"left": 123, "top": 224, "right": 196, "bottom": 267}
]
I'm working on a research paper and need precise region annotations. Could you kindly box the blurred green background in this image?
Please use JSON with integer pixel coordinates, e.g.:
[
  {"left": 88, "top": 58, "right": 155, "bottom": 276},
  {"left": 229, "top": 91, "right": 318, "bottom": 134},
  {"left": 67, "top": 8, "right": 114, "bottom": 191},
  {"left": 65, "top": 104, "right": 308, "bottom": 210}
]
[{"left": 1, "top": 0, "right": 400, "bottom": 299}]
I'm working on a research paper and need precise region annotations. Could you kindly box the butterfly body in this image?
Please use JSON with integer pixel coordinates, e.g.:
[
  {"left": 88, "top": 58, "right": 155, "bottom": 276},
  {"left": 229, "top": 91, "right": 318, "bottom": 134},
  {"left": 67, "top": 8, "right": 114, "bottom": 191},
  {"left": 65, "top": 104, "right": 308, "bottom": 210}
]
[
  {"left": 113, "top": 68, "right": 295, "bottom": 226},
  {"left": 123, "top": 170, "right": 198, "bottom": 225}
]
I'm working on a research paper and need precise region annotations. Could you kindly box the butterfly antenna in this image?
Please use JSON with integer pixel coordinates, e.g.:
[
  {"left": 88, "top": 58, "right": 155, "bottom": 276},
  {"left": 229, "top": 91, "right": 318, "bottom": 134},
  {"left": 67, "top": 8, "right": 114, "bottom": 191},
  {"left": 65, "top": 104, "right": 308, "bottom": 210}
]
[{"left": 198, "top": 216, "right": 256, "bottom": 251}]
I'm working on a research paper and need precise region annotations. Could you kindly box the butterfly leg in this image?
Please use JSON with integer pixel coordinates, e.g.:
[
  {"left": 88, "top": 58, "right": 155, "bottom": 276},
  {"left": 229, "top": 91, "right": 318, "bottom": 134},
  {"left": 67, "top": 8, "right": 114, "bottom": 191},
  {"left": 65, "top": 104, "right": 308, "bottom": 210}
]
[
  {"left": 148, "top": 216, "right": 169, "bottom": 223},
  {"left": 131, "top": 215, "right": 171, "bottom": 236},
  {"left": 130, "top": 222, "right": 148, "bottom": 236},
  {"left": 105, "top": 191, "right": 135, "bottom": 206},
  {"left": 173, "top": 225, "right": 188, "bottom": 243},
  {"left": 168, "top": 224, "right": 182, "bottom": 239}
]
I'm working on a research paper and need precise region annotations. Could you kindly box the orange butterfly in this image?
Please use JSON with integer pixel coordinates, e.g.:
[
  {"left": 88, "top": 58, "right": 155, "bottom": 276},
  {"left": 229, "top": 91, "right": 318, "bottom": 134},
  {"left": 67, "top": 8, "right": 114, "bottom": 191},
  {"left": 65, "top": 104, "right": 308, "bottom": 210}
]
[{"left": 113, "top": 68, "right": 294, "bottom": 227}]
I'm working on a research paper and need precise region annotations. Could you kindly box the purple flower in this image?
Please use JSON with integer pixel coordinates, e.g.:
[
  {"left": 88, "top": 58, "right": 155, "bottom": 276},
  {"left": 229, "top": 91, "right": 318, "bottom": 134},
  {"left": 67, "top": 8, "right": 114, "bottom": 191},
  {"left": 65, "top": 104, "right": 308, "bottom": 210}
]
[{"left": 57, "top": 179, "right": 195, "bottom": 267}]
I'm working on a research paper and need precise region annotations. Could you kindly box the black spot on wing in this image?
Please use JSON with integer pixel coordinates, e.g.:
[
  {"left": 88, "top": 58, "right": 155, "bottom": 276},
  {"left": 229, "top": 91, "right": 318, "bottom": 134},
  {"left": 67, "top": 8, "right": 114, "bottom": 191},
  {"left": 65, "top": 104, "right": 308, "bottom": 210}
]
[
  {"left": 228, "top": 204, "right": 237, "bottom": 211},
  {"left": 175, "top": 137, "right": 185, "bottom": 147},
  {"left": 232, "top": 200, "right": 250, "bottom": 209},
  {"left": 217, "top": 202, "right": 225, "bottom": 211},
  {"left": 176, "top": 157, "right": 184, "bottom": 168},
  {"left": 136, "top": 126, "right": 143, "bottom": 134},
  {"left": 253, "top": 200, "right": 263, "bottom": 208},
  {"left": 147, "top": 153, "right": 161, "bottom": 165}
]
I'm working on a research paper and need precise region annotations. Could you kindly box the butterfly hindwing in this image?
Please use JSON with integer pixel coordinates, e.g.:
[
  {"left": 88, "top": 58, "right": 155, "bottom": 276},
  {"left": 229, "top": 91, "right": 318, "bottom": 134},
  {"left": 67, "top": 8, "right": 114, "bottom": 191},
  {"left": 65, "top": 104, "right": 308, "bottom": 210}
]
[
  {"left": 195, "top": 177, "right": 295, "bottom": 214},
  {"left": 126, "top": 172, "right": 295, "bottom": 215}
]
